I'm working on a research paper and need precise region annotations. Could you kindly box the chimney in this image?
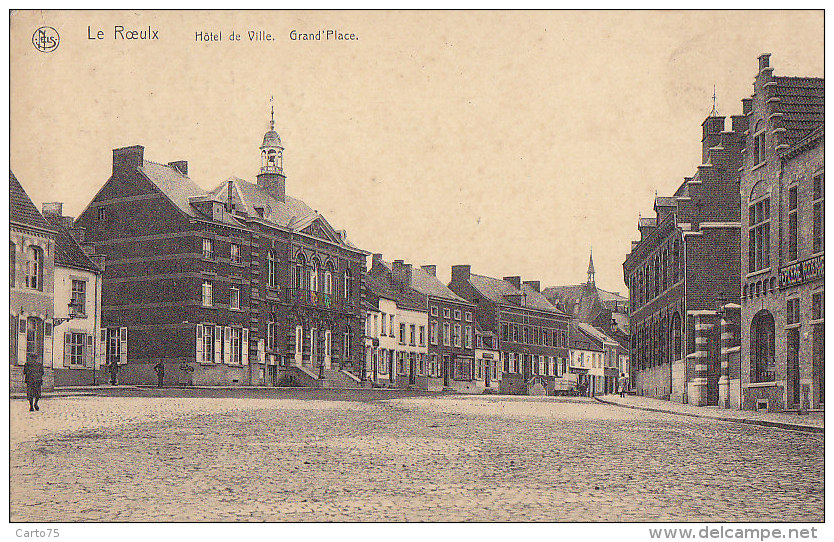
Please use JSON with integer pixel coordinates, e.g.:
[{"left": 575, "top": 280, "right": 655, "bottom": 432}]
[
  {"left": 523, "top": 280, "right": 540, "bottom": 292},
  {"left": 113, "top": 145, "right": 144, "bottom": 174},
  {"left": 70, "top": 226, "right": 86, "bottom": 244},
  {"left": 372, "top": 253, "right": 383, "bottom": 268},
  {"left": 758, "top": 53, "right": 771, "bottom": 73},
  {"left": 421, "top": 264, "right": 437, "bottom": 277},
  {"left": 503, "top": 276, "right": 521, "bottom": 290},
  {"left": 42, "top": 202, "right": 63, "bottom": 218},
  {"left": 392, "top": 260, "right": 412, "bottom": 290},
  {"left": 451, "top": 264, "right": 470, "bottom": 282},
  {"left": 168, "top": 161, "right": 188, "bottom": 176},
  {"left": 701, "top": 115, "right": 725, "bottom": 162},
  {"left": 226, "top": 180, "right": 235, "bottom": 212},
  {"left": 42, "top": 202, "right": 74, "bottom": 230},
  {"left": 731, "top": 114, "right": 748, "bottom": 135}
]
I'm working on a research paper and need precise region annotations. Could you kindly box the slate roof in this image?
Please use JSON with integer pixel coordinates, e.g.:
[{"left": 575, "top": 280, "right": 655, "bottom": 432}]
[
  {"left": 208, "top": 177, "right": 360, "bottom": 250},
  {"left": 469, "top": 273, "right": 564, "bottom": 314},
  {"left": 364, "top": 269, "right": 426, "bottom": 312},
  {"left": 576, "top": 322, "right": 618, "bottom": 345},
  {"left": 138, "top": 161, "right": 243, "bottom": 226},
  {"left": 10, "top": 172, "right": 55, "bottom": 232},
  {"left": 773, "top": 76, "right": 824, "bottom": 148},
  {"left": 377, "top": 260, "right": 467, "bottom": 302},
  {"left": 45, "top": 216, "right": 101, "bottom": 273}
]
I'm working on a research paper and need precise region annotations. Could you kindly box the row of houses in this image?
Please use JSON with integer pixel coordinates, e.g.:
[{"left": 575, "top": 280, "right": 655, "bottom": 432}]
[
  {"left": 624, "top": 54, "right": 823, "bottom": 413},
  {"left": 11, "top": 111, "right": 630, "bottom": 395}
]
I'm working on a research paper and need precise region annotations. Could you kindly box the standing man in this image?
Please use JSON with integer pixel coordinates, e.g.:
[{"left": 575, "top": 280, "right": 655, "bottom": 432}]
[
  {"left": 153, "top": 361, "right": 165, "bottom": 388},
  {"left": 108, "top": 359, "right": 120, "bottom": 385},
  {"left": 23, "top": 359, "right": 44, "bottom": 411},
  {"left": 619, "top": 373, "right": 629, "bottom": 397}
]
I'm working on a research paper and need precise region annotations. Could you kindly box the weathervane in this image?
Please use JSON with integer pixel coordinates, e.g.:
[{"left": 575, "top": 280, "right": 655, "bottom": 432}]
[
  {"left": 710, "top": 85, "right": 718, "bottom": 116},
  {"left": 269, "top": 95, "right": 275, "bottom": 130}
]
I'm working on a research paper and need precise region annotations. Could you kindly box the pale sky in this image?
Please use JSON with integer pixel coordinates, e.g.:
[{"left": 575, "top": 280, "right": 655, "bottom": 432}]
[{"left": 10, "top": 10, "right": 823, "bottom": 294}]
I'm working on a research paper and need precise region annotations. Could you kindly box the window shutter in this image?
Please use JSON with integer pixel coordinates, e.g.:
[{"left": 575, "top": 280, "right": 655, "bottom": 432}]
[
  {"left": 98, "top": 329, "right": 107, "bottom": 367},
  {"left": 242, "top": 328, "right": 249, "bottom": 365},
  {"left": 85, "top": 334, "right": 95, "bottom": 368},
  {"left": 119, "top": 327, "right": 127, "bottom": 365},
  {"left": 214, "top": 325, "right": 222, "bottom": 363},
  {"left": 224, "top": 326, "right": 231, "bottom": 364},
  {"left": 64, "top": 332, "right": 72, "bottom": 367},
  {"left": 196, "top": 325, "right": 203, "bottom": 363}
]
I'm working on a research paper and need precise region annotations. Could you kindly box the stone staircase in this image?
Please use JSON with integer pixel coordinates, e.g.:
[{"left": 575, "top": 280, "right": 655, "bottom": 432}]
[{"left": 286, "top": 365, "right": 363, "bottom": 388}]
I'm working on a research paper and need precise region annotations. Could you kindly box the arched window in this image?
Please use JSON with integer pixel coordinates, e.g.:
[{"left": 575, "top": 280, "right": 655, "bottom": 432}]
[
  {"left": 267, "top": 250, "right": 277, "bottom": 288},
  {"left": 343, "top": 267, "right": 352, "bottom": 300},
  {"left": 294, "top": 254, "right": 305, "bottom": 290},
  {"left": 324, "top": 264, "right": 333, "bottom": 296},
  {"left": 10, "top": 241, "right": 15, "bottom": 288},
  {"left": 309, "top": 259, "right": 319, "bottom": 292},
  {"left": 26, "top": 317, "right": 44, "bottom": 363},
  {"left": 26, "top": 246, "right": 43, "bottom": 290},
  {"left": 751, "top": 311, "right": 775, "bottom": 382}
]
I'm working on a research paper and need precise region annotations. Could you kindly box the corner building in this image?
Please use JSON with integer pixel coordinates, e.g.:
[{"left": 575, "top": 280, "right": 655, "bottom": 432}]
[
  {"left": 739, "top": 54, "right": 823, "bottom": 412},
  {"left": 76, "top": 114, "right": 367, "bottom": 386},
  {"left": 448, "top": 266, "right": 571, "bottom": 395},
  {"left": 623, "top": 112, "right": 744, "bottom": 407}
]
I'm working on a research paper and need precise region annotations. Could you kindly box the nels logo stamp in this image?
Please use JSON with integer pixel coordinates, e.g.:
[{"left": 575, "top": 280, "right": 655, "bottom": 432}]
[{"left": 32, "top": 26, "right": 59, "bottom": 52}]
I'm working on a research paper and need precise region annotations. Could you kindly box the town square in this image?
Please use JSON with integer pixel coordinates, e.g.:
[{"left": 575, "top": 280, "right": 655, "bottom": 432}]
[{"left": 10, "top": 390, "right": 824, "bottom": 522}]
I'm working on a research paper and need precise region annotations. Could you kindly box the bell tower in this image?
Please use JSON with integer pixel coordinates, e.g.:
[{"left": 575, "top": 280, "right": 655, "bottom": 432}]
[{"left": 257, "top": 99, "right": 286, "bottom": 202}]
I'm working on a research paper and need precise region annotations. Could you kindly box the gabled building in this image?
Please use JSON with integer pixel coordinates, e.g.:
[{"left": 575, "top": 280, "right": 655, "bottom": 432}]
[
  {"left": 448, "top": 266, "right": 571, "bottom": 395},
  {"left": 569, "top": 322, "right": 621, "bottom": 396},
  {"left": 368, "top": 256, "right": 477, "bottom": 392},
  {"left": 10, "top": 172, "right": 58, "bottom": 392},
  {"left": 41, "top": 202, "right": 103, "bottom": 387},
  {"left": 739, "top": 54, "right": 824, "bottom": 412},
  {"left": 623, "top": 109, "right": 745, "bottom": 406},
  {"left": 75, "top": 112, "right": 367, "bottom": 387}
]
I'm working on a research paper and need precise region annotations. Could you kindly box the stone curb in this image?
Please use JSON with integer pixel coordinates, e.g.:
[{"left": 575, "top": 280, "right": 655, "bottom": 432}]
[{"left": 594, "top": 396, "right": 824, "bottom": 434}]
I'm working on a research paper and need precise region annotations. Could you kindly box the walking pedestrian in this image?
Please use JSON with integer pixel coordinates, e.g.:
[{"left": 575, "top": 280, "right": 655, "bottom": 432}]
[
  {"left": 108, "top": 359, "right": 120, "bottom": 385},
  {"left": 618, "top": 373, "right": 626, "bottom": 397},
  {"left": 153, "top": 361, "right": 165, "bottom": 388},
  {"left": 23, "top": 359, "right": 44, "bottom": 412}
]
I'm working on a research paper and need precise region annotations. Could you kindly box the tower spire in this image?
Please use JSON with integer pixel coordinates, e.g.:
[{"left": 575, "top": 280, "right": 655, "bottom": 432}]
[
  {"left": 269, "top": 95, "right": 275, "bottom": 131},
  {"left": 587, "top": 247, "right": 595, "bottom": 284}
]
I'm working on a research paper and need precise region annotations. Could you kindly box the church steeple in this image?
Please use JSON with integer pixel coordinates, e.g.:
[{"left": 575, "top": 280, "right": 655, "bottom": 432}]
[
  {"left": 587, "top": 248, "right": 595, "bottom": 284},
  {"left": 257, "top": 97, "right": 286, "bottom": 202}
]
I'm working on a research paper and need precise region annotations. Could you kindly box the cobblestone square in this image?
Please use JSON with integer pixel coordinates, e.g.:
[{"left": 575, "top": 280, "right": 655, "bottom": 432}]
[{"left": 10, "top": 393, "right": 823, "bottom": 522}]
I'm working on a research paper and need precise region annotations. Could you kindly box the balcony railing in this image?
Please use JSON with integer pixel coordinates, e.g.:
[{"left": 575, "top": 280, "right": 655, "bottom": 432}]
[
  {"left": 779, "top": 254, "right": 824, "bottom": 289},
  {"left": 291, "top": 288, "right": 335, "bottom": 309},
  {"left": 754, "top": 369, "right": 776, "bottom": 383}
]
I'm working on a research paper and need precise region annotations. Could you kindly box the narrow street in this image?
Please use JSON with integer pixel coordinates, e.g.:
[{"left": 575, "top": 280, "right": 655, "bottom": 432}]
[{"left": 10, "top": 393, "right": 823, "bottom": 522}]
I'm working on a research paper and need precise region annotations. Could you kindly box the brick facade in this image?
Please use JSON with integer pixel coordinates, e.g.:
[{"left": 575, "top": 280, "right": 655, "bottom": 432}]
[{"left": 739, "top": 54, "right": 824, "bottom": 412}]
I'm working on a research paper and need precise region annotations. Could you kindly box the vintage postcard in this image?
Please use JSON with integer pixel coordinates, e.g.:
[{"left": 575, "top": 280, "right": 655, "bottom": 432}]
[{"left": 8, "top": 9, "right": 824, "bottom": 530}]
